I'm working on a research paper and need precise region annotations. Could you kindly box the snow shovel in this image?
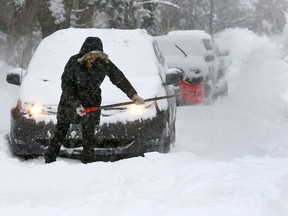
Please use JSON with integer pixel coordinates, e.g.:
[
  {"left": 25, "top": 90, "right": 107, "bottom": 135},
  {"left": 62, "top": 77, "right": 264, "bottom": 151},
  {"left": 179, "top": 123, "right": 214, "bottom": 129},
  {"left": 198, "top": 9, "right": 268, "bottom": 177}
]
[{"left": 79, "top": 94, "right": 177, "bottom": 114}]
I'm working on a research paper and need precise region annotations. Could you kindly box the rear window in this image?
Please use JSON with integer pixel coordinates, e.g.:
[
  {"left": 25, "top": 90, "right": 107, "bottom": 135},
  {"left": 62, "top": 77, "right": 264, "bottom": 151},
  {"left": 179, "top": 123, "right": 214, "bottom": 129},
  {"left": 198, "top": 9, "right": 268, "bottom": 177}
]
[
  {"left": 202, "top": 39, "right": 213, "bottom": 51},
  {"left": 157, "top": 37, "right": 206, "bottom": 57}
]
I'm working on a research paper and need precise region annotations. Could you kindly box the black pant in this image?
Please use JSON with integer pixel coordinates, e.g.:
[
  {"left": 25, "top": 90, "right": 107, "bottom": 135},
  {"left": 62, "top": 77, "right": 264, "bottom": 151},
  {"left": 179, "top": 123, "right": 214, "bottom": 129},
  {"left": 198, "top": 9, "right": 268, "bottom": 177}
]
[{"left": 45, "top": 109, "right": 101, "bottom": 163}]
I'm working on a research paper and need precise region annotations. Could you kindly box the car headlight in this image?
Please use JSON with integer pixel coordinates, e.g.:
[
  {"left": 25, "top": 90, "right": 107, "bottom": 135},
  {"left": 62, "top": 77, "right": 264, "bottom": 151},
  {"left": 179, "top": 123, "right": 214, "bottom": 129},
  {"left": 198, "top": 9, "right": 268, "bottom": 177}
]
[
  {"left": 127, "top": 104, "right": 146, "bottom": 115},
  {"left": 16, "top": 100, "right": 46, "bottom": 116},
  {"left": 27, "top": 104, "right": 46, "bottom": 116}
]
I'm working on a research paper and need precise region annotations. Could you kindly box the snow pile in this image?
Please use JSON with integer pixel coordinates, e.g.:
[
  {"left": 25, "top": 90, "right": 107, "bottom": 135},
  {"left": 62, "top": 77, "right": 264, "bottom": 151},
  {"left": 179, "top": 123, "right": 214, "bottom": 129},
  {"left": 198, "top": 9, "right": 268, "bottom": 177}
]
[
  {"left": 223, "top": 30, "right": 288, "bottom": 118},
  {"left": 216, "top": 28, "right": 288, "bottom": 124},
  {"left": 1, "top": 153, "right": 288, "bottom": 216},
  {"left": 176, "top": 28, "right": 288, "bottom": 159}
]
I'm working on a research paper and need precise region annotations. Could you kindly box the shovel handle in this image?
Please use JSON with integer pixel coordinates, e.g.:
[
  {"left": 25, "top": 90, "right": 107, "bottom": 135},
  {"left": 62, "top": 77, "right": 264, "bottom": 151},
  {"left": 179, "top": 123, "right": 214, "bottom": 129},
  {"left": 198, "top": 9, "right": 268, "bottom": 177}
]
[
  {"left": 81, "top": 106, "right": 97, "bottom": 114},
  {"left": 81, "top": 94, "right": 176, "bottom": 114}
]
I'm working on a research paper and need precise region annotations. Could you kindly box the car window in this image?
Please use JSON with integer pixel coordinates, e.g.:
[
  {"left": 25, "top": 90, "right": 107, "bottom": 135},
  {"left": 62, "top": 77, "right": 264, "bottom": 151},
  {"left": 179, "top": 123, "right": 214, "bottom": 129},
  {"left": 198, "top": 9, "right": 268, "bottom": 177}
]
[{"left": 202, "top": 39, "right": 213, "bottom": 51}]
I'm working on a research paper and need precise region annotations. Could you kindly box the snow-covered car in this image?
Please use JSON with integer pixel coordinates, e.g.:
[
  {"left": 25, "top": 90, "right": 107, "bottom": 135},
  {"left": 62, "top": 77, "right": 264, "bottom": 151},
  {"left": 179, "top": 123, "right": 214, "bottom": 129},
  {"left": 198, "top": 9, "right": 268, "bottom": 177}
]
[
  {"left": 6, "top": 28, "right": 177, "bottom": 161},
  {"left": 156, "top": 30, "right": 228, "bottom": 105},
  {"left": 168, "top": 30, "right": 228, "bottom": 87}
]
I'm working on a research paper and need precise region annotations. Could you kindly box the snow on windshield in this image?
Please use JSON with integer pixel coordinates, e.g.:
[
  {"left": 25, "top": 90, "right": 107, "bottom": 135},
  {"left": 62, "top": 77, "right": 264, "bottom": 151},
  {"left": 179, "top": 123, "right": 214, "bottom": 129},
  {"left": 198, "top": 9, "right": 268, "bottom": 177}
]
[
  {"left": 20, "top": 28, "right": 163, "bottom": 106},
  {"left": 156, "top": 35, "right": 206, "bottom": 57},
  {"left": 155, "top": 35, "right": 209, "bottom": 76},
  {"left": 168, "top": 29, "right": 211, "bottom": 39}
]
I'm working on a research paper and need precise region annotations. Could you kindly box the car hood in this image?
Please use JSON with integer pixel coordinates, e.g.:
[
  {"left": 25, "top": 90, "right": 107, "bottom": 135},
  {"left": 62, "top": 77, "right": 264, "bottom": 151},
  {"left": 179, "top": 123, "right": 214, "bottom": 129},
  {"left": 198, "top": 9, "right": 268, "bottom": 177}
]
[{"left": 165, "top": 55, "right": 209, "bottom": 76}]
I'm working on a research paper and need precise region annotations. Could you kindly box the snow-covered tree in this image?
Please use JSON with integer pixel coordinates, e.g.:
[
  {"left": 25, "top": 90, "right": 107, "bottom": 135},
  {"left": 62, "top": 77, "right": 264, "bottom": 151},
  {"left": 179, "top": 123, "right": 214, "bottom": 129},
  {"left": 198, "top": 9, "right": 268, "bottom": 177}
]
[
  {"left": 1, "top": 0, "right": 288, "bottom": 66},
  {"left": 158, "top": 0, "right": 211, "bottom": 34},
  {"left": 89, "top": 0, "right": 176, "bottom": 35},
  {"left": 252, "top": 0, "right": 288, "bottom": 35},
  {"left": 5, "top": 0, "right": 35, "bottom": 67},
  {"left": 214, "top": 0, "right": 253, "bottom": 32},
  {"left": 4, "top": 0, "right": 73, "bottom": 67},
  {"left": 214, "top": 0, "right": 288, "bottom": 35}
]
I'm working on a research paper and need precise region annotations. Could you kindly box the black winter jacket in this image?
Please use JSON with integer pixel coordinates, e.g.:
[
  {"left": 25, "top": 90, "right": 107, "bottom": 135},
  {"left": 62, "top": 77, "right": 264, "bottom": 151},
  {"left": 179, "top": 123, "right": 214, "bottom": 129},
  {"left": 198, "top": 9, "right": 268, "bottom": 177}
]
[{"left": 57, "top": 37, "right": 137, "bottom": 122}]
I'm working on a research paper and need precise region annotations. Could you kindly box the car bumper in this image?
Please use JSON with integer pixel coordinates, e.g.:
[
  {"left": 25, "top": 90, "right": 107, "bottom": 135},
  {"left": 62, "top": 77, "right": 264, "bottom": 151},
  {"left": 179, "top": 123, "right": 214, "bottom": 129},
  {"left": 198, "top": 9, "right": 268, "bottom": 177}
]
[{"left": 9, "top": 108, "right": 170, "bottom": 160}]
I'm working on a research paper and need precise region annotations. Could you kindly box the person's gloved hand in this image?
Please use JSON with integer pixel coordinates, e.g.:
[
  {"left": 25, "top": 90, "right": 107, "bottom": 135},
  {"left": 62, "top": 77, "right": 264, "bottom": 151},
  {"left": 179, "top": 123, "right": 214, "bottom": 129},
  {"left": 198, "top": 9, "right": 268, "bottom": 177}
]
[
  {"left": 76, "top": 105, "right": 86, "bottom": 116},
  {"left": 132, "top": 94, "right": 145, "bottom": 105}
]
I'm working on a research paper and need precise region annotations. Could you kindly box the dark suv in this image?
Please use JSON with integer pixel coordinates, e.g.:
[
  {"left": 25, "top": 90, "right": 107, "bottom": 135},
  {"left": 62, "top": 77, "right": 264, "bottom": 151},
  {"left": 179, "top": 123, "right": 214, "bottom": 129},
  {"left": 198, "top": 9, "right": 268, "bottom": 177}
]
[{"left": 6, "top": 28, "right": 177, "bottom": 161}]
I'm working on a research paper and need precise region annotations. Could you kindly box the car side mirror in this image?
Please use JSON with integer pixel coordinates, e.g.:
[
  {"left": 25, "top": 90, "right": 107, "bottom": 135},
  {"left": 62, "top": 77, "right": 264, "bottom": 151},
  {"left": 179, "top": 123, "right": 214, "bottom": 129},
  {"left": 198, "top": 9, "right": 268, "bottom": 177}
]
[
  {"left": 6, "top": 68, "right": 26, "bottom": 86},
  {"left": 219, "top": 50, "right": 230, "bottom": 57},
  {"left": 165, "top": 68, "right": 183, "bottom": 86},
  {"left": 205, "top": 54, "right": 215, "bottom": 62}
]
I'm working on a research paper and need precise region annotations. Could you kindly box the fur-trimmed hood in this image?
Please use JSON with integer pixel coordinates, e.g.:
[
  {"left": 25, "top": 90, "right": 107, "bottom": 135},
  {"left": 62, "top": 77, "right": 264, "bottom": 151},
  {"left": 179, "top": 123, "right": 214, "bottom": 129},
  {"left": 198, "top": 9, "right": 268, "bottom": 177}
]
[
  {"left": 77, "top": 37, "right": 109, "bottom": 67},
  {"left": 77, "top": 50, "right": 109, "bottom": 66},
  {"left": 79, "top": 37, "right": 103, "bottom": 56}
]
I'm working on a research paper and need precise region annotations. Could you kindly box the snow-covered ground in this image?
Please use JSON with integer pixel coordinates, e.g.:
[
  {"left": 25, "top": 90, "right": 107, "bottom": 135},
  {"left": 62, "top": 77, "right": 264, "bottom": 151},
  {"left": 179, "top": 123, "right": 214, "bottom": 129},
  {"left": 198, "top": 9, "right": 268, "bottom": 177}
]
[{"left": 2, "top": 28, "right": 288, "bottom": 215}]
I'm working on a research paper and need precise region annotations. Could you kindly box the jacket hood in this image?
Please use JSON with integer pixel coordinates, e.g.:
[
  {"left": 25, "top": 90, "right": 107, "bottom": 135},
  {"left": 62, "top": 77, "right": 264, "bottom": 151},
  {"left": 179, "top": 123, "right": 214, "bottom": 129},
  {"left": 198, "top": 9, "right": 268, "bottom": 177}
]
[{"left": 79, "top": 37, "right": 103, "bottom": 56}]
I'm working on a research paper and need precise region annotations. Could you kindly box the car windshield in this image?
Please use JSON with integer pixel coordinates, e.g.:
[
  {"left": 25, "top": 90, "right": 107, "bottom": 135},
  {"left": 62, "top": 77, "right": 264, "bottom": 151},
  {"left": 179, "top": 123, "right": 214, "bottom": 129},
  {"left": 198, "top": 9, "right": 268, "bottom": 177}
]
[
  {"left": 157, "top": 36, "right": 206, "bottom": 57},
  {"left": 19, "top": 29, "right": 163, "bottom": 106}
]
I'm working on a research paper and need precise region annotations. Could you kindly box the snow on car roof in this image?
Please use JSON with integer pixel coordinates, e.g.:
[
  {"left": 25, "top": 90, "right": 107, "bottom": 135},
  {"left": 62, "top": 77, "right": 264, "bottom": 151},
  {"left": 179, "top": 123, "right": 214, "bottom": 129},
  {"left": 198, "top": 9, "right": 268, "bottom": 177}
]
[
  {"left": 155, "top": 35, "right": 209, "bottom": 73},
  {"left": 20, "top": 28, "right": 162, "bottom": 105},
  {"left": 167, "top": 30, "right": 211, "bottom": 39}
]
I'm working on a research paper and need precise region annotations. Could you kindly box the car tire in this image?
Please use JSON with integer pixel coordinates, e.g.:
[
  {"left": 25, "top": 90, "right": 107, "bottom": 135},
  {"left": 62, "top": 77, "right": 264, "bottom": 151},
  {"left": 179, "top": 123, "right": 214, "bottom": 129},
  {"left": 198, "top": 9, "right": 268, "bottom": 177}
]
[
  {"left": 7, "top": 134, "right": 40, "bottom": 160},
  {"left": 158, "top": 118, "right": 175, "bottom": 153},
  {"left": 176, "top": 97, "right": 186, "bottom": 106},
  {"left": 203, "top": 82, "right": 215, "bottom": 105},
  {"left": 218, "top": 82, "right": 228, "bottom": 97}
]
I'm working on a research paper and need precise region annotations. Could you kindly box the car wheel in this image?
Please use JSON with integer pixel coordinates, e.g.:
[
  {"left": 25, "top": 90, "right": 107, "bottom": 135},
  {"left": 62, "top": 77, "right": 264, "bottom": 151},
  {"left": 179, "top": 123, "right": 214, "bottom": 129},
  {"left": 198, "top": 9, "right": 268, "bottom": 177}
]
[
  {"left": 7, "top": 133, "right": 18, "bottom": 156},
  {"left": 176, "top": 97, "right": 186, "bottom": 106},
  {"left": 158, "top": 118, "right": 175, "bottom": 153},
  {"left": 203, "top": 82, "right": 215, "bottom": 105},
  {"left": 7, "top": 133, "right": 40, "bottom": 160},
  {"left": 218, "top": 82, "right": 228, "bottom": 97},
  {"left": 169, "top": 121, "right": 176, "bottom": 148}
]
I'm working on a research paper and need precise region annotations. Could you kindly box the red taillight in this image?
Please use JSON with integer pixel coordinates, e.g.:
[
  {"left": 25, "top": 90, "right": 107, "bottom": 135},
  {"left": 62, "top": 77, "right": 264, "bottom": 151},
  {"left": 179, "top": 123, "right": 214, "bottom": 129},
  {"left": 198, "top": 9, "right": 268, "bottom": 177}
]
[{"left": 179, "top": 78, "right": 205, "bottom": 105}]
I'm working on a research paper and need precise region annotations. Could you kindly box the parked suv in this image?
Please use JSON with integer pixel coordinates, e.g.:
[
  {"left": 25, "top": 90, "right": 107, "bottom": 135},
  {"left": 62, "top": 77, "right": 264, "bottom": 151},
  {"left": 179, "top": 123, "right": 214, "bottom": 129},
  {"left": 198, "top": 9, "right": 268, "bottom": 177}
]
[
  {"left": 6, "top": 28, "right": 177, "bottom": 161},
  {"left": 156, "top": 30, "right": 228, "bottom": 105}
]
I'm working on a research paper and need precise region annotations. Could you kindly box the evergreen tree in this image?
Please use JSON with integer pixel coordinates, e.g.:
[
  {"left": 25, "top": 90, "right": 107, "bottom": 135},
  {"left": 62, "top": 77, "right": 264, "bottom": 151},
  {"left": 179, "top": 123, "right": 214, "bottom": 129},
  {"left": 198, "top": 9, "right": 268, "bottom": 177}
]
[
  {"left": 253, "top": 0, "right": 288, "bottom": 35},
  {"left": 214, "top": 0, "right": 253, "bottom": 33},
  {"left": 159, "top": 0, "right": 211, "bottom": 33},
  {"left": 5, "top": 0, "right": 73, "bottom": 67},
  {"left": 1, "top": 0, "right": 288, "bottom": 66}
]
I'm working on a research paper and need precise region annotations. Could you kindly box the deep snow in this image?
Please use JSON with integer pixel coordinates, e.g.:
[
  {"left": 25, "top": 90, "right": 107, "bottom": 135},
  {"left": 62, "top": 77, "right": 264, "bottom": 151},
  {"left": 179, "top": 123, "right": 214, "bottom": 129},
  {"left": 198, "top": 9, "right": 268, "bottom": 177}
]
[{"left": 2, "top": 28, "right": 288, "bottom": 215}]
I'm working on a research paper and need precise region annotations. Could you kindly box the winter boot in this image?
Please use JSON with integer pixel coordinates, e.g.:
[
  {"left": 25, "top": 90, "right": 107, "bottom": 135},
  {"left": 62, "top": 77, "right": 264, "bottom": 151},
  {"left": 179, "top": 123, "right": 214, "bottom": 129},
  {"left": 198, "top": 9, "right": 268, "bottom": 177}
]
[
  {"left": 81, "top": 143, "right": 95, "bottom": 164},
  {"left": 44, "top": 140, "right": 61, "bottom": 163}
]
